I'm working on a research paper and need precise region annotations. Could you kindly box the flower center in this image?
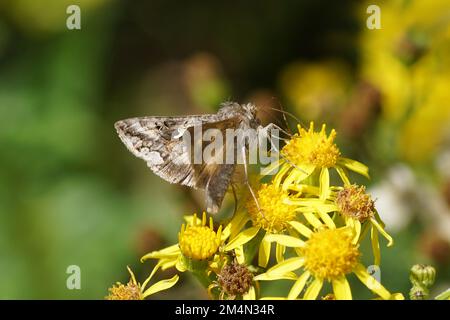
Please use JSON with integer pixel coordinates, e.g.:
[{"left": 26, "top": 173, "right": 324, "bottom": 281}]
[
  {"left": 247, "top": 183, "right": 296, "bottom": 233},
  {"left": 336, "top": 185, "right": 375, "bottom": 222},
  {"left": 106, "top": 281, "right": 141, "bottom": 300},
  {"left": 178, "top": 213, "right": 221, "bottom": 260},
  {"left": 281, "top": 122, "right": 340, "bottom": 168},
  {"left": 301, "top": 228, "right": 360, "bottom": 280},
  {"left": 218, "top": 262, "right": 253, "bottom": 297}
]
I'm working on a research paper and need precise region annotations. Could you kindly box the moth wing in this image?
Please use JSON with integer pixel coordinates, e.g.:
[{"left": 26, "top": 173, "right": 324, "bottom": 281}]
[
  {"left": 204, "top": 164, "right": 235, "bottom": 213},
  {"left": 114, "top": 114, "right": 240, "bottom": 192}
]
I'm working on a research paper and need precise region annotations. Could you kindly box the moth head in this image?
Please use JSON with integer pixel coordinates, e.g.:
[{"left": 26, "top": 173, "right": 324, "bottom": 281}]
[
  {"left": 242, "top": 103, "right": 257, "bottom": 118},
  {"left": 242, "top": 103, "right": 260, "bottom": 127}
]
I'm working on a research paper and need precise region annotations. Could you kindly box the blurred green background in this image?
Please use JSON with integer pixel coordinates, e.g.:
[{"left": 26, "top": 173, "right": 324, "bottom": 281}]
[{"left": 0, "top": 0, "right": 449, "bottom": 299}]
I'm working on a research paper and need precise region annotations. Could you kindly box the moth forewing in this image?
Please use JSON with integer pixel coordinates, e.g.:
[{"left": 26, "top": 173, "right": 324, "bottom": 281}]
[{"left": 114, "top": 101, "right": 264, "bottom": 214}]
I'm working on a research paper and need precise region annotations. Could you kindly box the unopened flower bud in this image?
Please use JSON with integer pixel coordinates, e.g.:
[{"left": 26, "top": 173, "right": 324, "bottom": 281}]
[{"left": 410, "top": 264, "right": 436, "bottom": 288}]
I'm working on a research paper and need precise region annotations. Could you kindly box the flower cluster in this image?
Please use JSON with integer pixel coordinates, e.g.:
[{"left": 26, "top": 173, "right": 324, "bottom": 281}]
[{"left": 107, "top": 122, "right": 403, "bottom": 300}]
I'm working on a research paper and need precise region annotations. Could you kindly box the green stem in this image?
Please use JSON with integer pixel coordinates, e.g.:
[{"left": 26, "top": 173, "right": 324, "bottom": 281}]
[
  {"left": 244, "top": 229, "right": 266, "bottom": 265},
  {"left": 193, "top": 269, "right": 213, "bottom": 289}
]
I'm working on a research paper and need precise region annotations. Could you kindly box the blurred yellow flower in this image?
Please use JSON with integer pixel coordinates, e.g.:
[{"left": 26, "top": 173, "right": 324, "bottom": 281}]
[
  {"left": 280, "top": 60, "right": 350, "bottom": 120},
  {"left": 360, "top": 0, "right": 450, "bottom": 162}
]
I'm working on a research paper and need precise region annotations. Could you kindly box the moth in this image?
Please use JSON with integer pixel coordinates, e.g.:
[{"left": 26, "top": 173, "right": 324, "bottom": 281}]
[{"left": 115, "top": 101, "right": 273, "bottom": 214}]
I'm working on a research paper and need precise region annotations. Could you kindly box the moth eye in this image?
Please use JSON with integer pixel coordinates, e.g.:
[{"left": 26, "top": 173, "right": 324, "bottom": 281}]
[{"left": 163, "top": 120, "right": 174, "bottom": 127}]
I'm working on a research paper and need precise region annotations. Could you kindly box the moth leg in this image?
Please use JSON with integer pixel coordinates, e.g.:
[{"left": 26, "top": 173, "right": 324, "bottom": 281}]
[
  {"left": 279, "top": 103, "right": 292, "bottom": 135},
  {"left": 231, "top": 182, "right": 238, "bottom": 218},
  {"left": 240, "top": 145, "right": 265, "bottom": 219}
]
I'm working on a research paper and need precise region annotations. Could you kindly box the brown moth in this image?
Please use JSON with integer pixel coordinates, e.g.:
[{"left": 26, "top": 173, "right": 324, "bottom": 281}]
[{"left": 114, "top": 101, "right": 262, "bottom": 214}]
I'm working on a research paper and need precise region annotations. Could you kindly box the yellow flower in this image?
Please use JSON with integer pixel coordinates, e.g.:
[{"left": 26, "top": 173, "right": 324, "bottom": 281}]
[
  {"left": 286, "top": 184, "right": 393, "bottom": 266},
  {"left": 282, "top": 122, "right": 341, "bottom": 168},
  {"left": 179, "top": 213, "right": 222, "bottom": 260},
  {"left": 301, "top": 228, "right": 360, "bottom": 281},
  {"left": 246, "top": 183, "right": 296, "bottom": 234},
  {"left": 264, "top": 122, "right": 369, "bottom": 191},
  {"left": 255, "top": 225, "right": 403, "bottom": 300},
  {"left": 105, "top": 266, "right": 178, "bottom": 300},
  {"left": 142, "top": 212, "right": 224, "bottom": 273},
  {"left": 224, "top": 182, "right": 305, "bottom": 268}
]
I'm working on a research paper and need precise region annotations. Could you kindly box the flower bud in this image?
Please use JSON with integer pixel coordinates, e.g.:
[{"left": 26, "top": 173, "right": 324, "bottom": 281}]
[{"left": 410, "top": 264, "right": 436, "bottom": 288}]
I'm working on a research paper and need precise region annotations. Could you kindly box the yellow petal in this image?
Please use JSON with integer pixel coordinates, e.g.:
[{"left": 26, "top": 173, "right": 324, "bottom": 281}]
[
  {"left": 175, "top": 256, "right": 187, "bottom": 272},
  {"left": 141, "top": 244, "right": 180, "bottom": 262},
  {"left": 332, "top": 276, "right": 352, "bottom": 300},
  {"left": 288, "top": 198, "right": 324, "bottom": 206},
  {"left": 287, "top": 184, "right": 320, "bottom": 195},
  {"left": 389, "top": 293, "right": 405, "bottom": 300},
  {"left": 126, "top": 266, "right": 138, "bottom": 286},
  {"left": 141, "top": 262, "right": 162, "bottom": 290},
  {"left": 435, "top": 289, "right": 450, "bottom": 300},
  {"left": 266, "top": 257, "right": 305, "bottom": 275},
  {"left": 370, "top": 217, "right": 394, "bottom": 247},
  {"left": 315, "top": 207, "right": 336, "bottom": 229},
  {"left": 161, "top": 259, "right": 177, "bottom": 270},
  {"left": 235, "top": 245, "right": 245, "bottom": 264},
  {"left": 261, "top": 159, "right": 282, "bottom": 176},
  {"left": 273, "top": 162, "right": 290, "bottom": 186},
  {"left": 352, "top": 219, "right": 361, "bottom": 244},
  {"left": 319, "top": 168, "right": 330, "bottom": 200},
  {"left": 371, "top": 225, "right": 381, "bottom": 266},
  {"left": 335, "top": 166, "right": 351, "bottom": 186},
  {"left": 338, "top": 158, "right": 370, "bottom": 179},
  {"left": 264, "top": 234, "right": 305, "bottom": 247},
  {"left": 287, "top": 271, "right": 310, "bottom": 300},
  {"left": 303, "top": 278, "right": 323, "bottom": 300},
  {"left": 302, "top": 212, "right": 323, "bottom": 229},
  {"left": 243, "top": 286, "right": 256, "bottom": 300},
  {"left": 254, "top": 271, "right": 297, "bottom": 281},
  {"left": 227, "top": 209, "right": 250, "bottom": 240},
  {"left": 276, "top": 243, "right": 285, "bottom": 263},
  {"left": 353, "top": 264, "right": 391, "bottom": 300},
  {"left": 142, "top": 275, "right": 179, "bottom": 298},
  {"left": 258, "top": 237, "right": 271, "bottom": 268},
  {"left": 221, "top": 225, "right": 231, "bottom": 241},
  {"left": 314, "top": 203, "right": 337, "bottom": 214},
  {"left": 282, "top": 164, "right": 315, "bottom": 190},
  {"left": 224, "top": 226, "right": 260, "bottom": 251},
  {"left": 288, "top": 221, "right": 313, "bottom": 238}
]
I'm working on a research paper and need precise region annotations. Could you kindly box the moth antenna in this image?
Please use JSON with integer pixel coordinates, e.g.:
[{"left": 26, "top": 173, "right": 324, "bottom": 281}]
[
  {"left": 258, "top": 108, "right": 291, "bottom": 138},
  {"left": 240, "top": 145, "right": 268, "bottom": 221},
  {"left": 268, "top": 122, "right": 292, "bottom": 138},
  {"left": 271, "top": 98, "right": 292, "bottom": 135},
  {"left": 268, "top": 107, "right": 304, "bottom": 127}
]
